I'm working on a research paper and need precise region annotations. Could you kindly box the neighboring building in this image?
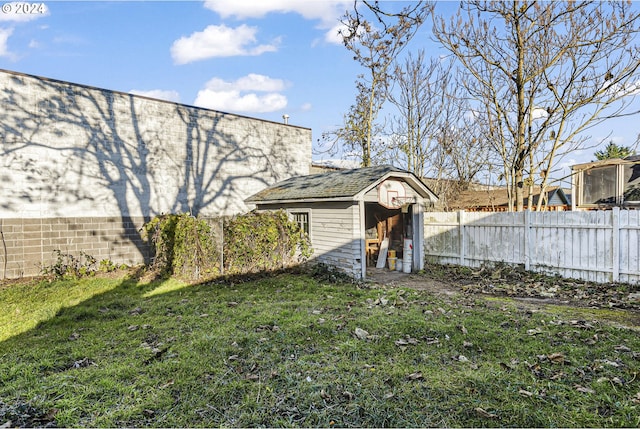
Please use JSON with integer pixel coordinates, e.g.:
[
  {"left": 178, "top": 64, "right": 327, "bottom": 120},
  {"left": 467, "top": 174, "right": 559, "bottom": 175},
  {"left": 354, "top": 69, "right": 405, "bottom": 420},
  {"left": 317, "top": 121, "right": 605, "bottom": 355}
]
[
  {"left": 309, "top": 159, "right": 359, "bottom": 174},
  {"left": 246, "top": 165, "right": 438, "bottom": 279},
  {"left": 447, "top": 186, "right": 571, "bottom": 212},
  {"left": 309, "top": 163, "right": 347, "bottom": 175},
  {"left": 0, "top": 69, "right": 311, "bottom": 278},
  {"left": 571, "top": 156, "right": 640, "bottom": 210}
]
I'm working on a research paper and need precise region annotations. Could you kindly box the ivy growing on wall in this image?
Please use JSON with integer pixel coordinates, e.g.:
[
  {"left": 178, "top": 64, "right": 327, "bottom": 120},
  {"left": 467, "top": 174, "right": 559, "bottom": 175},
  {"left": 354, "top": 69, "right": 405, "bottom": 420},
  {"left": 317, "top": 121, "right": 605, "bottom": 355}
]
[
  {"left": 223, "top": 210, "right": 312, "bottom": 275},
  {"left": 142, "top": 210, "right": 312, "bottom": 281},
  {"left": 142, "top": 213, "right": 220, "bottom": 281}
]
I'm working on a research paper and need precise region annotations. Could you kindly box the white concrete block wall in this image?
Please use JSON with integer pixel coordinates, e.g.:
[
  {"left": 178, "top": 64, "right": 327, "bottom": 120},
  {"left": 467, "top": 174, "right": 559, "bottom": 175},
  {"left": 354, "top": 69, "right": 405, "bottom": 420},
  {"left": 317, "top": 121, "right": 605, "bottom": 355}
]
[
  {"left": 0, "top": 69, "right": 311, "bottom": 277},
  {"left": 0, "top": 69, "right": 311, "bottom": 219}
]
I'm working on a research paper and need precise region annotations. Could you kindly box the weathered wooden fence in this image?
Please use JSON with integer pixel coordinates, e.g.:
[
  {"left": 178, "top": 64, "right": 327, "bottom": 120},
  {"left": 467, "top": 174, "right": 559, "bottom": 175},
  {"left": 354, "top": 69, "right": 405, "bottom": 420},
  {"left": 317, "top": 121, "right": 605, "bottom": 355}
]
[{"left": 424, "top": 208, "right": 640, "bottom": 284}]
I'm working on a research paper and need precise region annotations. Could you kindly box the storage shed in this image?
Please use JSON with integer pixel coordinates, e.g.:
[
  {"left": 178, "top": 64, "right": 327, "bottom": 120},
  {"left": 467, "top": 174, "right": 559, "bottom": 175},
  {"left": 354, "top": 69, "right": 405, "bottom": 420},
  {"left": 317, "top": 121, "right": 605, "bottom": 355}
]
[{"left": 246, "top": 165, "right": 438, "bottom": 279}]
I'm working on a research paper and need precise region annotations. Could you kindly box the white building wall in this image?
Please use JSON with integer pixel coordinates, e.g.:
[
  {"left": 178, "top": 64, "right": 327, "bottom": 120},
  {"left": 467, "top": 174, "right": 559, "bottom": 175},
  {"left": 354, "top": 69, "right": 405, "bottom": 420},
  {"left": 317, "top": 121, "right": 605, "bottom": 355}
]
[{"left": 0, "top": 69, "right": 311, "bottom": 219}]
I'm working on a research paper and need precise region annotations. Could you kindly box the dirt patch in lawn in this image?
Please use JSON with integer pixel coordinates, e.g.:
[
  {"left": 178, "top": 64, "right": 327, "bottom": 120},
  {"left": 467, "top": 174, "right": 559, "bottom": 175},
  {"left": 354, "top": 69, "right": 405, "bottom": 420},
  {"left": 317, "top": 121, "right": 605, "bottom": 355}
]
[{"left": 366, "top": 265, "right": 640, "bottom": 328}]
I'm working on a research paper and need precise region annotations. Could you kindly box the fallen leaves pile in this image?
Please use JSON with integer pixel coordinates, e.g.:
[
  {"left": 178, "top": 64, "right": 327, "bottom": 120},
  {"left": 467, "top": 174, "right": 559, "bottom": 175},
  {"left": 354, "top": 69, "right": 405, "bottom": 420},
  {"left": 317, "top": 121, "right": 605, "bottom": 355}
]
[{"left": 423, "top": 263, "right": 640, "bottom": 310}]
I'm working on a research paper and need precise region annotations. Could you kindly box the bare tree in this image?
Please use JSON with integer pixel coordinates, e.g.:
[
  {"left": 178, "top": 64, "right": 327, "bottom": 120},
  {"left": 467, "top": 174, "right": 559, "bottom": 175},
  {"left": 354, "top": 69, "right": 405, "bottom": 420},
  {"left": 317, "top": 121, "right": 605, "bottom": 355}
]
[
  {"left": 384, "top": 50, "right": 444, "bottom": 176},
  {"left": 379, "top": 51, "right": 490, "bottom": 208},
  {"left": 434, "top": 0, "right": 640, "bottom": 211},
  {"left": 323, "top": 1, "right": 432, "bottom": 167}
]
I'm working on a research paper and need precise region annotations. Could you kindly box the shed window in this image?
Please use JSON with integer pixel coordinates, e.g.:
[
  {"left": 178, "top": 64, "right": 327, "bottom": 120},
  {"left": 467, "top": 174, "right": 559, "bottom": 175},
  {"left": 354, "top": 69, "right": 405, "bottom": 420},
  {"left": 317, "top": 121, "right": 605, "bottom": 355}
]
[{"left": 291, "top": 212, "right": 310, "bottom": 235}]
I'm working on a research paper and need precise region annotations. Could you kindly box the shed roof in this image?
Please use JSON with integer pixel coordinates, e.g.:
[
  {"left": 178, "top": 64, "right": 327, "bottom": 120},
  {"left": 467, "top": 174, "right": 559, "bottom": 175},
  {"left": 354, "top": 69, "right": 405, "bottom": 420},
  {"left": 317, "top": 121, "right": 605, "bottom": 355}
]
[
  {"left": 571, "top": 155, "right": 640, "bottom": 171},
  {"left": 246, "top": 165, "right": 437, "bottom": 204}
]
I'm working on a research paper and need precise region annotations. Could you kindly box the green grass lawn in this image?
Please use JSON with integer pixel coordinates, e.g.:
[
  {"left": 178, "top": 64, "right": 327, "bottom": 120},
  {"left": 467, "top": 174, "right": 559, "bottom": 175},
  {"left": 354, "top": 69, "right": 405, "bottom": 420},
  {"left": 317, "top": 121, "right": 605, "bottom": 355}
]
[{"left": 1, "top": 270, "right": 639, "bottom": 427}]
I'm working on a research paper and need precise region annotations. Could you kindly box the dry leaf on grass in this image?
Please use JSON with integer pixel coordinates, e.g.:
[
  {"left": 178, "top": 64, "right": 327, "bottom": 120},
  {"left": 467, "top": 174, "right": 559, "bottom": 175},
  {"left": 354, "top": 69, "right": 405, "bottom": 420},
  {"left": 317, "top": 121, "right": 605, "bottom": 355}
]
[
  {"left": 574, "top": 384, "right": 595, "bottom": 394},
  {"left": 474, "top": 407, "right": 498, "bottom": 419},
  {"left": 374, "top": 297, "right": 389, "bottom": 306},
  {"left": 72, "top": 358, "right": 97, "bottom": 368},
  {"left": 354, "top": 327, "right": 370, "bottom": 340},
  {"left": 547, "top": 352, "right": 567, "bottom": 364},
  {"left": 499, "top": 362, "right": 513, "bottom": 371},
  {"left": 129, "top": 307, "right": 142, "bottom": 315},
  {"left": 406, "top": 372, "right": 424, "bottom": 380},
  {"left": 342, "top": 391, "right": 355, "bottom": 400},
  {"left": 394, "top": 336, "right": 419, "bottom": 346},
  {"left": 518, "top": 389, "right": 534, "bottom": 397},
  {"left": 159, "top": 379, "right": 174, "bottom": 389}
]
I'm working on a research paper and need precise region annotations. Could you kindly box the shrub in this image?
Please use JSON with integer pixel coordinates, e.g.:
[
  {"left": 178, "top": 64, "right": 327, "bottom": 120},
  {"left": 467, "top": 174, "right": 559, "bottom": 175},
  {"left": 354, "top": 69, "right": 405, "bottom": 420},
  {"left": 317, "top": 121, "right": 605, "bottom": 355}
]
[
  {"left": 42, "top": 250, "right": 100, "bottom": 279},
  {"left": 142, "top": 213, "right": 220, "bottom": 281},
  {"left": 223, "top": 210, "right": 312, "bottom": 275},
  {"left": 143, "top": 210, "right": 312, "bottom": 281}
]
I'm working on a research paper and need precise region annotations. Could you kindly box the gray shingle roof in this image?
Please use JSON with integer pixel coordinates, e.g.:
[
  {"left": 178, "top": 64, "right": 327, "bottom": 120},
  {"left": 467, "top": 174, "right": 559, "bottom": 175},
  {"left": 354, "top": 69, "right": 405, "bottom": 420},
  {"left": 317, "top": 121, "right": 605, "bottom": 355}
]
[{"left": 246, "top": 165, "right": 408, "bottom": 203}]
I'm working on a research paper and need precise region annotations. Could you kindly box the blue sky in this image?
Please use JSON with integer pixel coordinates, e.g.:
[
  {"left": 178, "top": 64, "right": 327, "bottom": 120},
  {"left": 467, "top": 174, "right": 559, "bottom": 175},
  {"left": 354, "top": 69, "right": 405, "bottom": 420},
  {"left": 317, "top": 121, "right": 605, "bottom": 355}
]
[
  {"left": 1, "top": 0, "right": 638, "bottom": 179},
  {"left": 0, "top": 1, "right": 370, "bottom": 153}
]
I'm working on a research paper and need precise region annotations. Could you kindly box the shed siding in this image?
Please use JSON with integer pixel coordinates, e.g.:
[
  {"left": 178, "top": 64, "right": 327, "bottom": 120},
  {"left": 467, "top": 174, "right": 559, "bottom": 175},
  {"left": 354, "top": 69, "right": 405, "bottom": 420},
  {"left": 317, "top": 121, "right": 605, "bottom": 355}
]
[
  {"left": 363, "top": 179, "right": 422, "bottom": 202},
  {"left": 257, "top": 202, "right": 362, "bottom": 278},
  {"left": 310, "top": 202, "right": 362, "bottom": 278}
]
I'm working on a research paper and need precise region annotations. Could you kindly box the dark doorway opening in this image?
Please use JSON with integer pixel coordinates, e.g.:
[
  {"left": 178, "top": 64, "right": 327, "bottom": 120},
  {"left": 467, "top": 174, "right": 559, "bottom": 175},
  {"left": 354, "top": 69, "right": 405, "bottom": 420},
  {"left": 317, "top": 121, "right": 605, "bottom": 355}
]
[{"left": 364, "top": 202, "right": 413, "bottom": 267}]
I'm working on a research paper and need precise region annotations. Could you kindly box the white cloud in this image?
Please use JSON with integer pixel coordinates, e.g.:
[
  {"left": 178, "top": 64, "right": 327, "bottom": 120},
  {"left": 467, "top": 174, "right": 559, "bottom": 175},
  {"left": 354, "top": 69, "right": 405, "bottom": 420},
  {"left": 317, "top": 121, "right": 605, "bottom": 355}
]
[
  {"left": 0, "top": 2, "right": 50, "bottom": 22},
  {"left": 171, "top": 24, "right": 278, "bottom": 64},
  {"left": 531, "top": 107, "right": 549, "bottom": 120},
  {"left": 204, "top": 0, "right": 349, "bottom": 24},
  {"left": 194, "top": 74, "right": 288, "bottom": 113},
  {"left": 300, "top": 102, "right": 312, "bottom": 111},
  {"left": 204, "top": 73, "right": 287, "bottom": 92},
  {"left": 129, "top": 89, "right": 181, "bottom": 103},
  {"left": 0, "top": 27, "right": 13, "bottom": 58},
  {"left": 324, "top": 22, "right": 348, "bottom": 45},
  {"left": 605, "top": 79, "right": 640, "bottom": 98},
  {"left": 204, "top": 0, "right": 351, "bottom": 45}
]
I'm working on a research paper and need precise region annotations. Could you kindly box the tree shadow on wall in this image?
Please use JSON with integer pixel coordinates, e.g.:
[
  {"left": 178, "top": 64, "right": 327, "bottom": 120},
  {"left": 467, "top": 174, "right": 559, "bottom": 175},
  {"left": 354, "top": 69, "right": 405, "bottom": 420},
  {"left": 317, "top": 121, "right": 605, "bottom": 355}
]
[{"left": 0, "top": 72, "right": 306, "bottom": 266}]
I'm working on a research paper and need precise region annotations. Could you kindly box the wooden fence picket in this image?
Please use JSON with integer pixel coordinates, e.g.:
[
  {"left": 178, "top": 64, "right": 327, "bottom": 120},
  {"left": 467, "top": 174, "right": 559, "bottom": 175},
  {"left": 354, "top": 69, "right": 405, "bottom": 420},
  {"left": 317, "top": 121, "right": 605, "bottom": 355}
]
[{"left": 424, "top": 209, "right": 640, "bottom": 284}]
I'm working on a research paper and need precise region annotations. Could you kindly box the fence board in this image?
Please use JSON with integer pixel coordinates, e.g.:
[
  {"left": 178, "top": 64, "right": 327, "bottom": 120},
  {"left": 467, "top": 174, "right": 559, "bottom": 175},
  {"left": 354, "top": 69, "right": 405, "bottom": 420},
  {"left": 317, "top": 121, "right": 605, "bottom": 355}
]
[{"left": 424, "top": 209, "right": 640, "bottom": 284}]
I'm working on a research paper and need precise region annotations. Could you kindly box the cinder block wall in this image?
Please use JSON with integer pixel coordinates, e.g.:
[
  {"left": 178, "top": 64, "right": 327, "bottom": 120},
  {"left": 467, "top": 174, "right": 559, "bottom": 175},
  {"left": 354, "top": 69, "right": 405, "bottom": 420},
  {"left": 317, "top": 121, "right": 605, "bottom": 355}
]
[
  {"left": 0, "top": 69, "right": 311, "bottom": 278},
  {"left": 0, "top": 217, "right": 148, "bottom": 278}
]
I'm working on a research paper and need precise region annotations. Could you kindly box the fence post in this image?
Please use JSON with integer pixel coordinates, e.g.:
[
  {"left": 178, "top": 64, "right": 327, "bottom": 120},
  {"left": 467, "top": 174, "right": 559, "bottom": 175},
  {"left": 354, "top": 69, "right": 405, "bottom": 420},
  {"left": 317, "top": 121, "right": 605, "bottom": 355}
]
[
  {"left": 219, "top": 217, "right": 225, "bottom": 276},
  {"left": 524, "top": 210, "right": 531, "bottom": 271},
  {"left": 612, "top": 207, "right": 619, "bottom": 283},
  {"left": 458, "top": 210, "right": 465, "bottom": 266}
]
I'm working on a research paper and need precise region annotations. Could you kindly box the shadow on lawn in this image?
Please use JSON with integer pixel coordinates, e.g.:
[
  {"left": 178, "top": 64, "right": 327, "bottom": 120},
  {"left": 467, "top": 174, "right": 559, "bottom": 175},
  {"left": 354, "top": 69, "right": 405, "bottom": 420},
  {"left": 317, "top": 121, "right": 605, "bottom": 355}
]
[{"left": 0, "top": 265, "right": 325, "bottom": 427}]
